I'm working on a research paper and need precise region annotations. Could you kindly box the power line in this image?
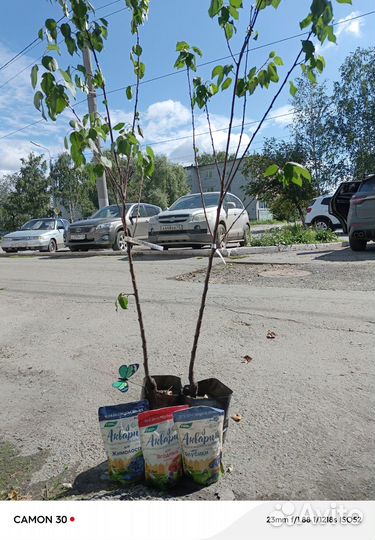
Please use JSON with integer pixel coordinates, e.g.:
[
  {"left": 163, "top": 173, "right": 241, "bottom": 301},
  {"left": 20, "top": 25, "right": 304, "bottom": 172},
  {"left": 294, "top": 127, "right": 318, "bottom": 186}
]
[
  {"left": 0, "top": 4, "right": 126, "bottom": 92},
  {"left": 0, "top": 0, "right": 123, "bottom": 73},
  {"left": 0, "top": 10, "right": 373, "bottom": 142}
]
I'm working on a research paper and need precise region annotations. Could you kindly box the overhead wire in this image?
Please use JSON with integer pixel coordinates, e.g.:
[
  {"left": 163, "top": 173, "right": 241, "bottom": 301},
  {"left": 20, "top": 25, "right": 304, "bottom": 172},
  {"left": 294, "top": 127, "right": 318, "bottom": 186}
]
[{"left": 0, "top": 10, "right": 373, "bottom": 146}]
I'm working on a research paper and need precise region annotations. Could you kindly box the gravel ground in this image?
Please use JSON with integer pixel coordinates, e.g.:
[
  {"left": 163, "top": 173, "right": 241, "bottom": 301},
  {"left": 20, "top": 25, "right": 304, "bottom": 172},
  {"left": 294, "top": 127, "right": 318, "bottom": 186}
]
[{"left": 0, "top": 245, "right": 374, "bottom": 501}]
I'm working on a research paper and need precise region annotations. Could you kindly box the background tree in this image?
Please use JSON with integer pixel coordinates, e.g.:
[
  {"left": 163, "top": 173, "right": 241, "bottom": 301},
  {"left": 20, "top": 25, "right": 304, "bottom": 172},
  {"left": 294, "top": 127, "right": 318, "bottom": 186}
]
[
  {"left": 50, "top": 153, "right": 97, "bottom": 220},
  {"left": 290, "top": 75, "right": 345, "bottom": 191},
  {"left": 105, "top": 153, "right": 189, "bottom": 209},
  {"left": 196, "top": 151, "right": 236, "bottom": 165},
  {"left": 331, "top": 47, "right": 375, "bottom": 178},
  {"left": 1, "top": 153, "right": 51, "bottom": 230},
  {"left": 243, "top": 138, "right": 315, "bottom": 222}
]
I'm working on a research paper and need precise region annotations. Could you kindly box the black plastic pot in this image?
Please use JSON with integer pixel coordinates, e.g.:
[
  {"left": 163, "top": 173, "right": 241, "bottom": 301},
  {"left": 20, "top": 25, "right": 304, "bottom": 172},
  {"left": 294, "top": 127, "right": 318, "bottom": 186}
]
[
  {"left": 141, "top": 375, "right": 182, "bottom": 409},
  {"left": 181, "top": 378, "right": 233, "bottom": 442}
]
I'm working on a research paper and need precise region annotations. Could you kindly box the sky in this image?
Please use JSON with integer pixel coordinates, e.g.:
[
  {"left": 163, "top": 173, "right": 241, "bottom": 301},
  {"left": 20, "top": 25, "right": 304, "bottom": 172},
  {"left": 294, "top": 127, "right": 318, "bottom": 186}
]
[{"left": 0, "top": 0, "right": 374, "bottom": 175}]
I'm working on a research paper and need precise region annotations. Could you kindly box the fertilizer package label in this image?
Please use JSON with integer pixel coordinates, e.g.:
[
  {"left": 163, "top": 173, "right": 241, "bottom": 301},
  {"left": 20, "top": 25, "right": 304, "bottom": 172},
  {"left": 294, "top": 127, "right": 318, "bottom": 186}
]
[
  {"left": 98, "top": 400, "right": 149, "bottom": 484},
  {"left": 174, "top": 406, "right": 224, "bottom": 485},
  {"left": 138, "top": 405, "right": 189, "bottom": 488}
]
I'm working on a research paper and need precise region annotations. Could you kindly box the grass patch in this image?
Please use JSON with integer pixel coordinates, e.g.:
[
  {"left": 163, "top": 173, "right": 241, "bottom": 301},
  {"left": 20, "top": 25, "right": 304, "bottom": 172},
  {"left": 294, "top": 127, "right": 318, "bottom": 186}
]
[{"left": 249, "top": 224, "right": 339, "bottom": 247}]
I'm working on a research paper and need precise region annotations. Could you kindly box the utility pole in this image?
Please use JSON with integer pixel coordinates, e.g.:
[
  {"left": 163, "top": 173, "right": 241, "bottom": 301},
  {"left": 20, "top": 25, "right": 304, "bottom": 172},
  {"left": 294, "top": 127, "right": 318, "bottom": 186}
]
[{"left": 82, "top": 46, "right": 109, "bottom": 208}]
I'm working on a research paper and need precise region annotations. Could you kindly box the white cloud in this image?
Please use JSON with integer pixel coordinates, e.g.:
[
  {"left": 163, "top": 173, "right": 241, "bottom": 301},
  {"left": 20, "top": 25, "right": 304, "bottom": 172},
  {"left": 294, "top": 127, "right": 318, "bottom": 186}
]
[
  {"left": 269, "top": 104, "right": 293, "bottom": 126},
  {"left": 316, "top": 11, "right": 364, "bottom": 53},
  {"left": 335, "top": 11, "right": 363, "bottom": 39}
]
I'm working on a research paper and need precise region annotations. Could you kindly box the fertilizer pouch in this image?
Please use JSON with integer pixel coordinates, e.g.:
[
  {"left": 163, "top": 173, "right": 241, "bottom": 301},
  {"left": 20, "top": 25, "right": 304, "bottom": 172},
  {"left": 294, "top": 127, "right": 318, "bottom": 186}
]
[
  {"left": 139, "top": 405, "right": 189, "bottom": 488},
  {"left": 174, "top": 406, "right": 224, "bottom": 486},
  {"left": 98, "top": 400, "right": 149, "bottom": 485}
]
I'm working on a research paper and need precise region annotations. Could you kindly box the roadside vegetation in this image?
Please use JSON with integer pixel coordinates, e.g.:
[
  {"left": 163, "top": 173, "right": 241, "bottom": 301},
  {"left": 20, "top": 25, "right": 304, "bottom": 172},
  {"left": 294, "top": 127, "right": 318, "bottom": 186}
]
[{"left": 249, "top": 224, "right": 338, "bottom": 246}]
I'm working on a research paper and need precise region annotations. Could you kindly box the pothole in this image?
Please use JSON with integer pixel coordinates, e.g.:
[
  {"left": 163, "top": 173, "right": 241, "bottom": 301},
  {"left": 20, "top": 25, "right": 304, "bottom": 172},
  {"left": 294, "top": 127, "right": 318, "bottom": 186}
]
[{"left": 258, "top": 268, "right": 311, "bottom": 278}]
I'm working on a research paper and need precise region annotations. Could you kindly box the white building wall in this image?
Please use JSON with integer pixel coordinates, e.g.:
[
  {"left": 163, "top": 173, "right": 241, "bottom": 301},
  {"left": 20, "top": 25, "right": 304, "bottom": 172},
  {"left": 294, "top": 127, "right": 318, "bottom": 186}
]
[{"left": 185, "top": 159, "right": 272, "bottom": 221}]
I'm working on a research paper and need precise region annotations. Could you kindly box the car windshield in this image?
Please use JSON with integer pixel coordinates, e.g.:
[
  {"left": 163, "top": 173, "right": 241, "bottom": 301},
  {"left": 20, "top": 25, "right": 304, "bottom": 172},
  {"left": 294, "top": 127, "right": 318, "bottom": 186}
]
[
  {"left": 91, "top": 205, "right": 131, "bottom": 219},
  {"left": 169, "top": 193, "right": 219, "bottom": 211},
  {"left": 21, "top": 219, "right": 55, "bottom": 230}
]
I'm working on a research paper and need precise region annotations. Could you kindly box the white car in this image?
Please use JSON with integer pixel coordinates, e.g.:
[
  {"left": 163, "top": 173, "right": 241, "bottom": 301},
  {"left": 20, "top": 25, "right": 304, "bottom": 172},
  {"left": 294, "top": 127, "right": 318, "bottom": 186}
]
[
  {"left": 1, "top": 218, "right": 69, "bottom": 253},
  {"left": 148, "top": 192, "right": 249, "bottom": 249},
  {"left": 305, "top": 195, "right": 341, "bottom": 231}
]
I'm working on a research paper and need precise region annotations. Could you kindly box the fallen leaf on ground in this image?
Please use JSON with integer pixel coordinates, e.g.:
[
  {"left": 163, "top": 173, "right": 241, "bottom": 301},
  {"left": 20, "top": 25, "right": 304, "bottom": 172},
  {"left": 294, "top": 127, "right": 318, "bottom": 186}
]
[
  {"left": 8, "top": 490, "right": 19, "bottom": 500},
  {"left": 226, "top": 465, "right": 234, "bottom": 473},
  {"left": 266, "top": 331, "right": 277, "bottom": 339},
  {"left": 242, "top": 355, "right": 252, "bottom": 363},
  {"left": 231, "top": 414, "right": 242, "bottom": 422}
]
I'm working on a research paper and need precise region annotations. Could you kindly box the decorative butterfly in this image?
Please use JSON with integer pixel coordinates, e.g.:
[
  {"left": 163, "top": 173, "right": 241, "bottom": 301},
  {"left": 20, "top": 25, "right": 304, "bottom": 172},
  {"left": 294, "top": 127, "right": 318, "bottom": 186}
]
[{"left": 112, "top": 363, "right": 139, "bottom": 393}]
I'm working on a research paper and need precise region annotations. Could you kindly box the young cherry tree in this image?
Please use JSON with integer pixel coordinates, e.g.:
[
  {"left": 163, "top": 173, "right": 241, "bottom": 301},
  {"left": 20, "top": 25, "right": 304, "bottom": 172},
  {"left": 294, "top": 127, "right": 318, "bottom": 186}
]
[
  {"left": 31, "top": 0, "right": 157, "bottom": 392},
  {"left": 173, "top": 0, "right": 352, "bottom": 396}
]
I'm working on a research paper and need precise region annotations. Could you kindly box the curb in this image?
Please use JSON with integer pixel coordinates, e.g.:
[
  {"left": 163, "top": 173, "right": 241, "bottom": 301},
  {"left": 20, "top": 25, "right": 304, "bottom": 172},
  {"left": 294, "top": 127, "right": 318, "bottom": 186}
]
[{"left": 0, "top": 242, "right": 349, "bottom": 259}]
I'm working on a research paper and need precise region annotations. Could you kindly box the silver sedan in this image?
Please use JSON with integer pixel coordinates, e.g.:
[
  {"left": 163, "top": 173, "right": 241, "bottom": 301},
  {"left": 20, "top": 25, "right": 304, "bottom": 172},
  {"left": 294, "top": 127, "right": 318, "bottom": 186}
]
[
  {"left": 148, "top": 192, "right": 249, "bottom": 249},
  {"left": 1, "top": 218, "right": 69, "bottom": 253}
]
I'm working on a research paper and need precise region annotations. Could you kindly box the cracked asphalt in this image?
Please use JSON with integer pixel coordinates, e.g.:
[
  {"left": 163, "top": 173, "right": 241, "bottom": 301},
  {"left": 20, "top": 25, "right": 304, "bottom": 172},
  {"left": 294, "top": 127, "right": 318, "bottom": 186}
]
[{"left": 0, "top": 244, "right": 374, "bottom": 500}]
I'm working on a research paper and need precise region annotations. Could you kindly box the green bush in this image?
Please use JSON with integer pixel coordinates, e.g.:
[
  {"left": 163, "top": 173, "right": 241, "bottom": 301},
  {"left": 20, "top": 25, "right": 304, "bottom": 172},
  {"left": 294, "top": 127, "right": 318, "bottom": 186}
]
[{"left": 250, "top": 224, "right": 339, "bottom": 246}]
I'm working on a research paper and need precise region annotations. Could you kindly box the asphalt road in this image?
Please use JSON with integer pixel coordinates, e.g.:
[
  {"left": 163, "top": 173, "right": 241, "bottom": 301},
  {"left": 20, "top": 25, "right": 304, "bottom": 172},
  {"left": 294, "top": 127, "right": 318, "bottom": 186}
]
[{"left": 0, "top": 245, "right": 374, "bottom": 500}]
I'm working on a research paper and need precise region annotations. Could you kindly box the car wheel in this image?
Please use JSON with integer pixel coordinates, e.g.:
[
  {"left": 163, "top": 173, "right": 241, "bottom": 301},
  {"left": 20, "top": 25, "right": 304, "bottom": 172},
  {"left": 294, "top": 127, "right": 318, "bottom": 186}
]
[
  {"left": 113, "top": 230, "right": 127, "bottom": 251},
  {"left": 312, "top": 217, "right": 332, "bottom": 231},
  {"left": 47, "top": 239, "right": 57, "bottom": 253},
  {"left": 215, "top": 224, "right": 227, "bottom": 249},
  {"left": 349, "top": 235, "right": 367, "bottom": 251}
]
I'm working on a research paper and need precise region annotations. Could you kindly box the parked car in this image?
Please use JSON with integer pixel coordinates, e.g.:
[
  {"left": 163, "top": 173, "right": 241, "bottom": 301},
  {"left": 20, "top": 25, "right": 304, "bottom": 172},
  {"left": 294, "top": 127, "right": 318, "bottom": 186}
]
[
  {"left": 329, "top": 174, "right": 375, "bottom": 251},
  {"left": 65, "top": 203, "right": 161, "bottom": 252},
  {"left": 147, "top": 192, "right": 249, "bottom": 249},
  {"left": 1, "top": 218, "right": 69, "bottom": 253},
  {"left": 305, "top": 195, "right": 341, "bottom": 230}
]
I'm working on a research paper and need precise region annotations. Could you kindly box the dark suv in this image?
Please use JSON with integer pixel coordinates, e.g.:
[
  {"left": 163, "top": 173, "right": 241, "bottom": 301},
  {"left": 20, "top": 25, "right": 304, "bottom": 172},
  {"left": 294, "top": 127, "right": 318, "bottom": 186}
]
[
  {"left": 329, "top": 174, "right": 375, "bottom": 251},
  {"left": 66, "top": 203, "right": 161, "bottom": 252}
]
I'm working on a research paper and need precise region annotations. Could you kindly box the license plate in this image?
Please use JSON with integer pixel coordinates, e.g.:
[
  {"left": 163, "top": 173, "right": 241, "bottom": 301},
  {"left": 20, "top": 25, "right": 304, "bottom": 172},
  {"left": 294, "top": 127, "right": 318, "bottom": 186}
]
[
  {"left": 161, "top": 225, "right": 183, "bottom": 232},
  {"left": 70, "top": 234, "right": 86, "bottom": 240}
]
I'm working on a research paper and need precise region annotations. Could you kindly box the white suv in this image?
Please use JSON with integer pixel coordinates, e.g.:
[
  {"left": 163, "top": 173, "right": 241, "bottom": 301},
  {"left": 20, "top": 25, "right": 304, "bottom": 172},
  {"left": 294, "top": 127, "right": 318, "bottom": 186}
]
[{"left": 305, "top": 195, "right": 341, "bottom": 231}]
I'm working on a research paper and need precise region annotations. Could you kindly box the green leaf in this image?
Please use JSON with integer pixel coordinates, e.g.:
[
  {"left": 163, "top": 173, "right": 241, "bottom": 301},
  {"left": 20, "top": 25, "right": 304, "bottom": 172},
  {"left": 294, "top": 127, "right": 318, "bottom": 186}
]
[
  {"left": 116, "top": 293, "right": 129, "bottom": 310},
  {"left": 289, "top": 80, "right": 298, "bottom": 96},
  {"left": 299, "top": 14, "right": 312, "bottom": 29},
  {"left": 192, "top": 46, "right": 203, "bottom": 57},
  {"left": 47, "top": 43, "right": 60, "bottom": 53},
  {"left": 38, "top": 28, "right": 44, "bottom": 40},
  {"left": 224, "top": 22, "right": 234, "bottom": 40},
  {"left": 64, "top": 136, "right": 69, "bottom": 150},
  {"left": 176, "top": 41, "right": 189, "bottom": 51},
  {"left": 264, "top": 164, "right": 279, "bottom": 177},
  {"left": 33, "top": 91, "right": 43, "bottom": 111},
  {"left": 221, "top": 77, "right": 232, "bottom": 90},
  {"left": 113, "top": 123, "right": 125, "bottom": 131},
  {"left": 336, "top": 0, "right": 351, "bottom": 3},
  {"left": 273, "top": 56, "right": 284, "bottom": 66},
  {"left": 126, "top": 85, "right": 133, "bottom": 100},
  {"left": 42, "top": 56, "right": 58, "bottom": 72},
  {"left": 208, "top": 0, "right": 223, "bottom": 18},
  {"left": 302, "top": 40, "right": 315, "bottom": 59},
  {"left": 60, "top": 23, "right": 71, "bottom": 38},
  {"left": 31, "top": 65, "right": 38, "bottom": 89},
  {"left": 212, "top": 65, "right": 223, "bottom": 78},
  {"left": 229, "top": 0, "right": 242, "bottom": 7},
  {"left": 132, "top": 44, "right": 143, "bottom": 56},
  {"left": 146, "top": 146, "right": 155, "bottom": 159}
]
